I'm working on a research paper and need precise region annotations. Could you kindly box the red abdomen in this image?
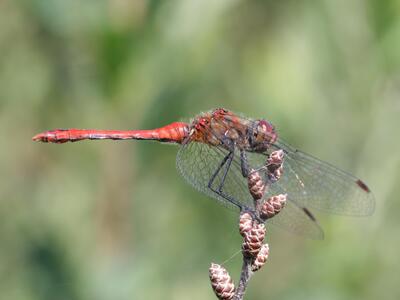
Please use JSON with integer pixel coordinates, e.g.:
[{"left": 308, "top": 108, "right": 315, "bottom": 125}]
[{"left": 32, "top": 122, "right": 190, "bottom": 144}]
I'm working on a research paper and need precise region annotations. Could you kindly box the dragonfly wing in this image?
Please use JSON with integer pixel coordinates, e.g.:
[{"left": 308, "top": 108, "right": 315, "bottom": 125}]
[
  {"left": 267, "top": 200, "right": 324, "bottom": 240},
  {"left": 177, "top": 142, "right": 324, "bottom": 239},
  {"left": 234, "top": 151, "right": 324, "bottom": 239},
  {"left": 273, "top": 140, "right": 375, "bottom": 216},
  {"left": 176, "top": 142, "right": 255, "bottom": 210}
]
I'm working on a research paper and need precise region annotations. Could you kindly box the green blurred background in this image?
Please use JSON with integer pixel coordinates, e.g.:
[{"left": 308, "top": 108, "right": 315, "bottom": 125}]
[{"left": 1, "top": 0, "right": 400, "bottom": 299}]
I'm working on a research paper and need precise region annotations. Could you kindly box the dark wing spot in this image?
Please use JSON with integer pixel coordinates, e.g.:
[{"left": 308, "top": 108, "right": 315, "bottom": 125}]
[
  {"left": 302, "top": 207, "right": 317, "bottom": 222},
  {"left": 356, "top": 179, "right": 371, "bottom": 193}
]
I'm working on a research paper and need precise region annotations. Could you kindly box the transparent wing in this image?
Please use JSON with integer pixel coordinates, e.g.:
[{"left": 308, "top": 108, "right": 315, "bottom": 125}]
[
  {"left": 177, "top": 141, "right": 324, "bottom": 239},
  {"left": 272, "top": 139, "right": 375, "bottom": 216},
  {"left": 176, "top": 141, "right": 254, "bottom": 210},
  {"left": 235, "top": 151, "right": 324, "bottom": 239},
  {"left": 268, "top": 200, "right": 324, "bottom": 239}
]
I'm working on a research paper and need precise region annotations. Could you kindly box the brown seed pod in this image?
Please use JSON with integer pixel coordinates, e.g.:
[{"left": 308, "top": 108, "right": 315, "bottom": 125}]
[
  {"left": 247, "top": 170, "right": 266, "bottom": 201},
  {"left": 260, "top": 194, "right": 287, "bottom": 220},
  {"left": 242, "top": 223, "right": 266, "bottom": 257},
  {"left": 239, "top": 212, "right": 253, "bottom": 237},
  {"left": 273, "top": 165, "right": 283, "bottom": 181},
  {"left": 267, "top": 149, "right": 284, "bottom": 165},
  {"left": 251, "top": 244, "right": 270, "bottom": 272},
  {"left": 266, "top": 150, "right": 284, "bottom": 181},
  {"left": 209, "top": 263, "right": 235, "bottom": 300}
]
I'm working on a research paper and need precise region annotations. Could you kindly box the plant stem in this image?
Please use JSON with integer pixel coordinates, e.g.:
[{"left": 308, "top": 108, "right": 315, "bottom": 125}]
[{"left": 233, "top": 256, "right": 254, "bottom": 300}]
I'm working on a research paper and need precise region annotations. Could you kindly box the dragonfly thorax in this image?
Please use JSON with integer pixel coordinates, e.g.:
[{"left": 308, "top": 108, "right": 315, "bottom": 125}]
[{"left": 188, "top": 109, "right": 277, "bottom": 153}]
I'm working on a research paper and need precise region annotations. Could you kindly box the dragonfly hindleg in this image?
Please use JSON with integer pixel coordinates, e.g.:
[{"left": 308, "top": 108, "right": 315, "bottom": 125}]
[{"left": 208, "top": 150, "right": 245, "bottom": 210}]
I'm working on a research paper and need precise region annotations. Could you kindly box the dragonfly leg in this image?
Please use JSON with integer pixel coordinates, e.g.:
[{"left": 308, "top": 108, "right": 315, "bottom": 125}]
[
  {"left": 208, "top": 151, "right": 233, "bottom": 190},
  {"left": 241, "top": 207, "right": 264, "bottom": 223},
  {"left": 207, "top": 150, "right": 247, "bottom": 210},
  {"left": 240, "top": 150, "right": 250, "bottom": 178},
  {"left": 216, "top": 151, "right": 234, "bottom": 192}
]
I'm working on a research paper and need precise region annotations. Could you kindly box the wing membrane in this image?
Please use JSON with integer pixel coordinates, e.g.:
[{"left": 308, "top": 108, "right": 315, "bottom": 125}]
[
  {"left": 273, "top": 140, "right": 375, "bottom": 216},
  {"left": 176, "top": 142, "right": 254, "bottom": 209},
  {"left": 177, "top": 142, "right": 324, "bottom": 239}
]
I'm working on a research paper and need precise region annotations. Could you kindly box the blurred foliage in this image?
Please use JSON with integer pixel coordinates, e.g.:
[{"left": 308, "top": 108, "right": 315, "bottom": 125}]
[{"left": 1, "top": 0, "right": 400, "bottom": 299}]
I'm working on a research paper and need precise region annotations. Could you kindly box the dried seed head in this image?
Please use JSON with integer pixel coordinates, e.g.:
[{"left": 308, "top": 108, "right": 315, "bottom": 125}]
[
  {"left": 239, "top": 212, "right": 253, "bottom": 237},
  {"left": 267, "top": 165, "right": 283, "bottom": 182},
  {"left": 266, "top": 150, "right": 284, "bottom": 182},
  {"left": 247, "top": 170, "right": 266, "bottom": 200},
  {"left": 209, "top": 263, "right": 235, "bottom": 300},
  {"left": 273, "top": 165, "right": 283, "bottom": 181},
  {"left": 242, "top": 223, "right": 266, "bottom": 257},
  {"left": 251, "top": 244, "right": 270, "bottom": 272},
  {"left": 268, "top": 150, "right": 284, "bottom": 165},
  {"left": 260, "top": 194, "right": 287, "bottom": 220}
]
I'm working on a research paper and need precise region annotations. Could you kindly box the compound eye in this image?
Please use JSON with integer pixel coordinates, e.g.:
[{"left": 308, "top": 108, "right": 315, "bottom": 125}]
[{"left": 258, "top": 120, "right": 274, "bottom": 132}]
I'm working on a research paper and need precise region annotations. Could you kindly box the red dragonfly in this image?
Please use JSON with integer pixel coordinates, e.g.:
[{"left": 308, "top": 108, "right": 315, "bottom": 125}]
[{"left": 33, "top": 108, "right": 375, "bottom": 239}]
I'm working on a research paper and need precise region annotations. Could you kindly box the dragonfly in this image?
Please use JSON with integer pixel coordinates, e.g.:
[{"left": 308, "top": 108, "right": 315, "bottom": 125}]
[{"left": 33, "top": 108, "right": 375, "bottom": 239}]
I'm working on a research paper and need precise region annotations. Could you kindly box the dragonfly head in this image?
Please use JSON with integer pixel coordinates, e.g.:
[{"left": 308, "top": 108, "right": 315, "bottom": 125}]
[{"left": 254, "top": 119, "right": 277, "bottom": 146}]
